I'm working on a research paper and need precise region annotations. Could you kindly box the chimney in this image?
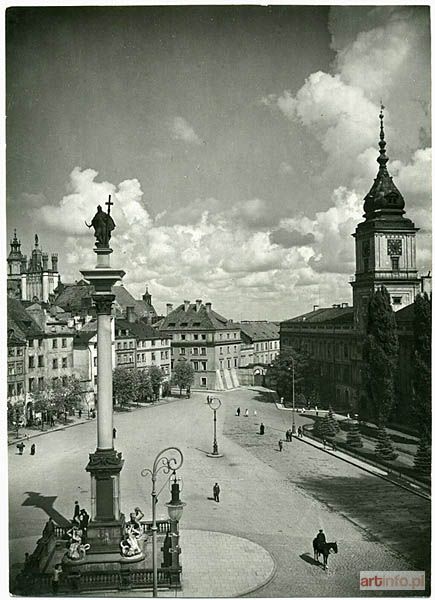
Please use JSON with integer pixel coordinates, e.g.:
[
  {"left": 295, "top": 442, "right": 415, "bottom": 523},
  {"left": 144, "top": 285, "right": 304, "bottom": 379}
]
[
  {"left": 195, "top": 299, "right": 202, "bottom": 312},
  {"left": 341, "top": 302, "right": 349, "bottom": 308},
  {"left": 184, "top": 300, "right": 190, "bottom": 312},
  {"left": 42, "top": 253, "right": 49, "bottom": 271},
  {"left": 313, "top": 305, "right": 319, "bottom": 311},
  {"left": 126, "top": 306, "right": 135, "bottom": 323},
  {"left": 51, "top": 254, "right": 58, "bottom": 272},
  {"left": 166, "top": 303, "right": 173, "bottom": 316},
  {"left": 205, "top": 302, "right": 212, "bottom": 313}
]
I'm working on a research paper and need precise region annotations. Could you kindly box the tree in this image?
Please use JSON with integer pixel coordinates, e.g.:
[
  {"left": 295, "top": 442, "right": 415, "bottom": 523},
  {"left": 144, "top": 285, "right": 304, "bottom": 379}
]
[
  {"left": 8, "top": 400, "right": 25, "bottom": 437},
  {"left": 266, "top": 347, "right": 311, "bottom": 406},
  {"left": 363, "top": 286, "right": 399, "bottom": 459},
  {"left": 30, "top": 383, "right": 53, "bottom": 431},
  {"left": 414, "top": 438, "right": 431, "bottom": 476},
  {"left": 148, "top": 366, "right": 164, "bottom": 401},
  {"left": 137, "top": 369, "right": 153, "bottom": 404},
  {"left": 51, "top": 376, "right": 83, "bottom": 423},
  {"left": 412, "top": 293, "right": 431, "bottom": 443},
  {"left": 172, "top": 360, "right": 194, "bottom": 396},
  {"left": 346, "top": 419, "right": 363, "bottom": 448},
  {"left": 313, "top": 414, "right": 336, "bottom": 439},
  {"left": 327, "top": 407, "right": 340, "bottom": 434},
  {"left": 374, "top": 426, "right": 398, "bottom": 461},
  {"left": 113, "top": 367, "right": 139, "bottom": 408}
]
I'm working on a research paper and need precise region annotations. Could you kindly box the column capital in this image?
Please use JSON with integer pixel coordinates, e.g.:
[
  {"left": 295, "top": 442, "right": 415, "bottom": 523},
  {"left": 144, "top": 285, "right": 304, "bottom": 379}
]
[
  {"left": 86, "top": 448, "right": 124, "bottom": 476},
  {"left": 93, "top": 294, "right": 115, "bottom": 315}
]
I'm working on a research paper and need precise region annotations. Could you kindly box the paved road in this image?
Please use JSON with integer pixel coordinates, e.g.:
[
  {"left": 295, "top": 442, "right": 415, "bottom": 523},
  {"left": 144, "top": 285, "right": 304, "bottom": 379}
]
[{"left": 8, "top": 388, "right": 430, "bottom": 596}]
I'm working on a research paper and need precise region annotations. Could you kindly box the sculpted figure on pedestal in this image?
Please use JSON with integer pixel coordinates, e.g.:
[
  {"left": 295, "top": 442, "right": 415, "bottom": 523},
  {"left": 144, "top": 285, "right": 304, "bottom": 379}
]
[{"left": 86, "top": 200, "right": 116, "bottom": 247}]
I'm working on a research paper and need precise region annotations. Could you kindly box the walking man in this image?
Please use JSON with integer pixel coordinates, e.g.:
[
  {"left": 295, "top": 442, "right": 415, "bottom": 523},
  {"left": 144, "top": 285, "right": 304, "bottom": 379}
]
[
  {"left": 259, "top": 422, "right": 265, "bottom": 435},
  {"left": 113, "top": 427, "right": 117, "bottom": 439},
  {"left": 298, "top": 426, "right": 303, "bottom": 438},
  {"left": 236, "top": 407, "right": 241, "bottom": 416},
  {"left": 213, "top": 482, "right": 220, "bottom": 502},
  {"left": 278, "top": 439, "right": 283, "bottom": 452},
  {"left": 286, "top": 429, "right": 290, "bottom": 442},
  {"left": 17, "top": 442, "right": 25, "bottom": 455},
  {"left": 30, "top": 443, "right": 36, "bottom": 455},
  {"left": 78, "top": 409, "right": 82, "bottom": 419}
]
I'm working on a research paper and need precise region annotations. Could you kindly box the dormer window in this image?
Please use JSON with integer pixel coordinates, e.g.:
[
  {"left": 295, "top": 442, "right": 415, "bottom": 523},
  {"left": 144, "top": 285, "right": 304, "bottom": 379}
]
[{"left": 391, "top": 256, "right": 399, "bottom": 271}]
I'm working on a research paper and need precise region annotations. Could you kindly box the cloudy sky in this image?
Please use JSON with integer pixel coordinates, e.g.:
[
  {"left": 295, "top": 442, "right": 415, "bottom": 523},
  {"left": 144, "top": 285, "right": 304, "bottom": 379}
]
[{"left": 6, "top": 5, "right": 431, "bottom": 320}]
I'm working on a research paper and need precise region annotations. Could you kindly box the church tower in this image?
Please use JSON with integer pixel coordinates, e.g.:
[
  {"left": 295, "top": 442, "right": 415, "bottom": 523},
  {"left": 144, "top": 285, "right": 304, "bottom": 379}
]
[
  {"left": 351, "top": 107, "right": 420, "bottom": 329},
  {"left": 7, "top": 230, "right": 23, "bottom": 278}
]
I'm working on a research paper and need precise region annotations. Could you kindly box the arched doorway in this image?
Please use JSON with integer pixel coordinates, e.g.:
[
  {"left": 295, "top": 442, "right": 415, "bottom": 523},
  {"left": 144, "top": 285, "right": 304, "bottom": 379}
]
[{"left": 253, "top": 368, "right": 264, "bottom": 387}]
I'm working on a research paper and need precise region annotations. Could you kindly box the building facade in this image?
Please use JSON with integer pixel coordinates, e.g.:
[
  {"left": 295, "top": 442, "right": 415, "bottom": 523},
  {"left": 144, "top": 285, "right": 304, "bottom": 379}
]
[
  {"left": 157, "top": 300, "right": 241, "bottom": 390},
  {"left": 238, "top": 321, "right": 280, "bottom": 386}
]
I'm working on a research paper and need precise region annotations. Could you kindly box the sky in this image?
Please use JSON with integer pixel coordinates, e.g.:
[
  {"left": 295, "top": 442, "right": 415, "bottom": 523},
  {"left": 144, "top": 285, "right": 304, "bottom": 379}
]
[{"left": 5, "top": 5, "right": 432, "bottom": 321}]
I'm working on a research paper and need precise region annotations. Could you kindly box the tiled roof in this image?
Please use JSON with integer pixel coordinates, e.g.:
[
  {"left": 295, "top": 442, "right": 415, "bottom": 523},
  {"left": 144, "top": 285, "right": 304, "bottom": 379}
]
[
  {"left": 73, "top": 330, "right": 97, "bottom": 348},
  {"left": 238, "top": 321, "right": 280, "bottom": 342},
  {"left": 281, "top": 306, "right": 354, "bottom": 325},
  {"left": 7, "top": 297, "right": 43, "bottom": 338},
  {"left": 157, "top": 302, "right": 236, "bottom": 331},
  {"left": 54, "top": 281, "right": 156, "bottom": 318},
  {"left": 115, "top": 319, "right": 161, "bottom": 340}
]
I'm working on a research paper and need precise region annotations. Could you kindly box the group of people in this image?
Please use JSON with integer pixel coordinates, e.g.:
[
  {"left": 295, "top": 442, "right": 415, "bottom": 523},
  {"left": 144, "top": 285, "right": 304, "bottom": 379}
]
[
  {"left": 16, "top": 442, "right": 36, "bottom": 455},
  {"left": 235, "top": 407, "right": 257, "bottom": 418},
  {"left": 72, "top": 501, "right": 90, "bottom": 539}
]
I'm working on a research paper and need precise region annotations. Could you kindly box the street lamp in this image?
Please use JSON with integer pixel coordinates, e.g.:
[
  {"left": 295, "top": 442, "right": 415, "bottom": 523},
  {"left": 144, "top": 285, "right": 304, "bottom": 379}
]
[
  {"left": 207, "top": 396, "right": 222, "bottom": 457},
  {"left": 289, "top": 358, "right": 296, "bottom": 434},
  {"left": 141, "top": 447, "right": 184, "bottom": 597}
]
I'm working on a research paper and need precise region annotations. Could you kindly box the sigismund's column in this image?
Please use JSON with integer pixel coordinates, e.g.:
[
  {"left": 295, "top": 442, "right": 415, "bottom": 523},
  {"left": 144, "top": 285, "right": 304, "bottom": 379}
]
[{"left": 80, "top": 198, "right": 126, "bottom": 553}]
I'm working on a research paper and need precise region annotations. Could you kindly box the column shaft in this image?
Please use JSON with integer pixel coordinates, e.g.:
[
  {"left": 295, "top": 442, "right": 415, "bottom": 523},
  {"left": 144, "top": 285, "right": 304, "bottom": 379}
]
[{"left": 97, "top": 312, "right": 113, "bottom": 450}]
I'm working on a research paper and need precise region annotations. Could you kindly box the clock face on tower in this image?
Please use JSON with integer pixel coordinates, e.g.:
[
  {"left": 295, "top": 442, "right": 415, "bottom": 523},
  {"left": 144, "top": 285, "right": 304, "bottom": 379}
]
[{"left": 387, "top": 239, "right": 403, "bottom": 256}]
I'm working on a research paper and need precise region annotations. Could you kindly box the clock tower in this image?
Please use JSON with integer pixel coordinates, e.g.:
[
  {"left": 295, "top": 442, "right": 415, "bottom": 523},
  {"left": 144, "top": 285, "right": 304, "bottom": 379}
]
[{"left": 351, "top": 107, "right": 420, "bottom": 329}]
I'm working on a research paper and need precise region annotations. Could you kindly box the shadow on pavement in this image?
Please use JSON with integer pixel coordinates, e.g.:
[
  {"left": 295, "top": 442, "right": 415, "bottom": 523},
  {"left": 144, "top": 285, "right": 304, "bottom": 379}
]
[
  {"left": 22, "top": 492, "right": 71, "bottom": 527},
  {"left": 194, "top": 447, "right": 210, "bottom": 455},
  {"left": 300, "top": 552, "right": 321, "bottom": 567},
  {"left": 296, "top": 474, "right": 431, "bottom": 575},
  {"left": 250, "top": 392, "right": 276, "bottom": 404}
]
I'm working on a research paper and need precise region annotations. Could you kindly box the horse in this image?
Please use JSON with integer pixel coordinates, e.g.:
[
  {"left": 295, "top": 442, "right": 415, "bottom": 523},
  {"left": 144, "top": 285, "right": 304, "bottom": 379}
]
[{"left": 312, "top": 539, "right": 338, "bottom": 570}]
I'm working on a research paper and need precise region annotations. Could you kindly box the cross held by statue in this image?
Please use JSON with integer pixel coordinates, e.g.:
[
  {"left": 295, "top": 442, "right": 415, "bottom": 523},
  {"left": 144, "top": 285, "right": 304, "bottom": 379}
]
[{"left": 106, "top": 195, "right": 114, "bottom": 214}]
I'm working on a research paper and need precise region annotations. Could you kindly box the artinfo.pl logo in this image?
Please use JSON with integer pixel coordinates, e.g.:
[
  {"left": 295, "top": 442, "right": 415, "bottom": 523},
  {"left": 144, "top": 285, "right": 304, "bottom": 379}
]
[{"left": 360, "top": 571, "right": 425, "bottom": 591}]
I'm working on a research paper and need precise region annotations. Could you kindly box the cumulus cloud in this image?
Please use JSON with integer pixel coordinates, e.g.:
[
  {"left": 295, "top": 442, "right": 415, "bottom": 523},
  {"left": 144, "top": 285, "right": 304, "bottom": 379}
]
[
  {"left": 270, "top": 228, "right": 315, "bottom": 249},
  {"left": 171, "top": 116, "right": 201, "bottom": 145}
]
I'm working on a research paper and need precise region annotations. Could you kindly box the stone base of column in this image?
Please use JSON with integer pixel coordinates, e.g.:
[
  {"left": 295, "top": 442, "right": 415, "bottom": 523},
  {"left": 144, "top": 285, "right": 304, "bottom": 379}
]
[{"left": 85, "top": 514, "right": 126, "bottom": 554}]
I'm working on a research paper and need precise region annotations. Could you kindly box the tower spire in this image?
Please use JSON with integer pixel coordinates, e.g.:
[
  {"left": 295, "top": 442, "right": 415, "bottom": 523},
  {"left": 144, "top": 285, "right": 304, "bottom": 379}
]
[{"left": 377, "top": 103, "right": 388, "bottom": 169}]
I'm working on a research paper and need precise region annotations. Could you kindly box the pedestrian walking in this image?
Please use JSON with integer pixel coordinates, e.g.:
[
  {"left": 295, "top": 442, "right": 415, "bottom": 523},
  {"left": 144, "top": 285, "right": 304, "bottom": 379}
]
[
  {"left": 278, "top": 439, "right": 283, "bottom": 452},
  {"left": 113, "top": 427, "right": 117, "bottom": 439},
  {"left": 286, "top": 429, "right": 290, "bottom": 442},
  {"left": 289, "top": 430, "right": 293, "bottom": 442},
  {"left": 207, "top": 395, "right": 210, "bottom": 404},
  {"left": 253, "top": 409, "right": 257, "bottom": 417},
  {"left": 259, "top": 422, "right": 265, "bottom": 435},
  {"left": 332, "top": 441, "right": 337, "bottom": 451},
  {"left": 245, "top": 408, "right": 249, "bottom": 417},
  {"left": 78, "top": 409, "right": 82, "bottom": 419},
  {"left": 297, "top": 426, "right": 303, "bottom": 438},
  {"left": 213, "top": 482, "right": 220, "bottom": 502},
  {"left": 73, "top": 500, "right": 80, "bottom": 524},
  {"left": 52, "top": 563, "right": 62, "bottom": 595},
  {"left": 322, "top": 438, "right": 327, "bottom": 450},
  {"left": 30, "top": 443, "right": 36, "bottom": 455},
  {"left": 16, "top": 442, "right": 25, "bottom": 455},
  {"left": 236, "top": 407, "right": 240, "bottom": 416}
]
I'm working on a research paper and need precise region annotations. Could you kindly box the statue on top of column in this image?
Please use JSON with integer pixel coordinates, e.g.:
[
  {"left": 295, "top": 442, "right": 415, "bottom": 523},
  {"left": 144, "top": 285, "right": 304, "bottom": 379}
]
[{"left": 86, "top": 196, "right": 116, "bottom": 247}]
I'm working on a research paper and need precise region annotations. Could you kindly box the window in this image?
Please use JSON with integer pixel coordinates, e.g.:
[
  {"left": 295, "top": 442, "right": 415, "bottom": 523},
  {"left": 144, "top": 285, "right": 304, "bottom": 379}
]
[
  {"left": 52, "top": 358, "right": 58, "bottom": 369},
  {"left": 38, "top": 377, "right": 44, "bottom": 389},
  {"left": 233, "top": 345, "right": 237, "bottom": 352},
  {"left": 16, "top": 364, "right": 23, "bottom": 374},
  {"left": 193, "top": 361, "right": 199, "bottom": 371},
  {"left": 201, "top": 347, "right": 206, "bottom": 355},
  {"left": 123, "top": 342, "right": 127, "bottom": 349},
  {"left": 8, "top": 365, "right": 15, "bottom": 376},
  {"left": 52, "top": 339, "right": 58, "bottom": 349},
  {"left": 38, "top": 339, "right": 43, "bottom": 347},
  {"left": 62, "top": 357, "right": 68, "bottom": 368},
  {"left": 219, "top": 334, "right": 223, "bottom": 340},
  {"left": 227, "top": 359, "right": 231, "bottom": 369},
  {"left": 181, "top": 334, "right": 186, "bottom": 340},
  {"left": 180, "top": 348, "right": 186, "bottom": 355},
  {"left": 129, "top": 341, "right": 134, "bottom": 349},
  {"left": 8, "top": 348, "right": 15, "bottom": 358},
  {"left": 220, "top": 347, "right": 223, "bottom": 355},
  {"left": 234, "top": 333, "right": 237, "bottom": 339},
  {"left": 28, "top": 377, "right": 34, "bottom": 391},
  {"left": 194, "top": 334, "right": 198, "bottom": 340},
  {"left": 227, "top": 333, "right": 230, "bottom": 339},
  {"left": 151, "top": 339, "right": 155, "bottom": 346},
  {"left": 38, "top": 356, "right": 44, "bottom": 367},
  {"left": 391, "top": 256, "right": 399, "bottom": 270},
  {"left": 29, "top": 339, "right": 34, "bottom": 348},
  {"left": 8, "top": 384, "right": 15, "bottom": 397},
  {"left": 29, "top": 356, "right": 35, "bottom": 369},
  {"left": 201, "top": 334, "right": 206, "bottom": 340},
  {"left": 234, "top": 358, "right": 237, "bottom": 367},
  {"left": 226, "top": 346, "right": 230, "bottom": 354},
  {"left": 94, "top": 375, "right": 97, "bottom": 385},
  {"left": 16, "top": 382, "right": 23, "bottom": 395},
  {"left": 201, "top": 361, "right": 207, "bottom": 371},
  {"left": 193, "top": 348, "right": 199, "bottom": 355},
  {"left": 151, "top": 352, "right": 156, "bottom": 361},
  {"left": 17, "top": 348, "right": 24, "bottom": 356},
  {"left": 201, "top": 377, "right": 207, "bottom": 387},
  {"left": 393, "top": 296, "right": 402, "bottom": 305},
  {"left": 62, "top": 338, "right": 67, "bottom": 348},
  {"left": 220, "top": 359, "right": 224, "bottom": 369}
]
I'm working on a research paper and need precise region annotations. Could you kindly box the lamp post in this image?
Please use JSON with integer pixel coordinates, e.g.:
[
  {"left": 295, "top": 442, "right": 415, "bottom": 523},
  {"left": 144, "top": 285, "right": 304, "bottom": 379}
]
[
  {"left": 289, "top": 358, "right": 296, "bottom": 434},
  {"left": 141, "top": 447, "right": 184, "bottom": 597},
  {"left": 207, "top": 396, "right": 222, "bottom": 457},
  {"left": 165, "top": 473, "right": 186, "bottom": 588}
]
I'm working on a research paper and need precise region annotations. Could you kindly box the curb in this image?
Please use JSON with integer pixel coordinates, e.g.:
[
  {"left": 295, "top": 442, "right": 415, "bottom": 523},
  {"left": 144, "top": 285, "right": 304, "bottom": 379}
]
[{"left": 297, "top": 434, "right": 430, "bottom": 501}]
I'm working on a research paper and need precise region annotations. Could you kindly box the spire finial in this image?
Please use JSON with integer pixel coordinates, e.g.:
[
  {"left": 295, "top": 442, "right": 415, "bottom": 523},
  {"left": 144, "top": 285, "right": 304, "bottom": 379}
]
[
  {"left": 377, "top": 102, "right": 388, "bottom": 168},
  {"left": 35, "top": 234, "right": 39, "bottom": 247}
]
